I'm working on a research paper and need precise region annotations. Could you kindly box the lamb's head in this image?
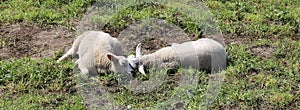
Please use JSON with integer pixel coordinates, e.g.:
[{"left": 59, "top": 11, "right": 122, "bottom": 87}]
[
  {"left": 127, "top": 54, "right": 138, "bottom": 68},
  {"left": 127, "top": 43, "right": 146, "bottom": 76},
  {"left": 106, "top": 53, "right": 133, "bottom": 75}
]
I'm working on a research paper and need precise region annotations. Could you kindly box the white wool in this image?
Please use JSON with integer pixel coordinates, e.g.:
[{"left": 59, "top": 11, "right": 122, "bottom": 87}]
[
  {"left": 141, "top": 47, "right": 179, "bottom": 68},
  {"left": 57, "top": 31, "right": 132, "bottom": 75},
  {"left": 136, "top": 38, "right": 227, "bottom": 73}
]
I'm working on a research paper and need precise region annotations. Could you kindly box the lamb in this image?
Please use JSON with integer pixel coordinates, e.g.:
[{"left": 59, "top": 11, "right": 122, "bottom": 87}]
[
  {"left": 57, "top": 31, "right": 134, "bottom": 75},
  {"left": 130, "top": 38, "right": 227, "bottom": 74}
]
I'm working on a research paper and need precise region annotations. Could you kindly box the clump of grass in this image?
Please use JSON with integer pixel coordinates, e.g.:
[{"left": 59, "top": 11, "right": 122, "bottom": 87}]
[
  {"left": 0, "top": 0, "right": 95, "bottom": 26},
  {"left": 97, "top": 2, "right": 215, "bottom": 38},
  {"left": 0, "top": 57, "right": 84, "bottom": 109},
  {"left": 210, "top": 38, "right": 300, "bottom": 109},
  {"left": 206, "top": 0, "right": 300, "bottom": 38}
]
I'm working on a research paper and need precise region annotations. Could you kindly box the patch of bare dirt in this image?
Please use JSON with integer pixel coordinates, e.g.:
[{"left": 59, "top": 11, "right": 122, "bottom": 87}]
[
  {"left": 1, "top": 21, "right": 298, "bottom": 61},
  {"left": 248, "top": 44, "right": 276, "bottom": 59},
  {"left": 224, "top": 35, "right": 256, "bottom": 45},
  {"left": 140, "top": 38, "right": 170, "bottom": 54},
  {"left": 0, "top": 23, "right": 75, "bottom": 60}
]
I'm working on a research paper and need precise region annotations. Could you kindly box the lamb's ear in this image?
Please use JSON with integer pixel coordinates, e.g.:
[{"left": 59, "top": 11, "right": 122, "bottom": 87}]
[
  {"left": 107, "top": 53, "right": 116, "bottom": 61},
  {"left": 136, "top": 43, "right": 142, "bottom": 58}
]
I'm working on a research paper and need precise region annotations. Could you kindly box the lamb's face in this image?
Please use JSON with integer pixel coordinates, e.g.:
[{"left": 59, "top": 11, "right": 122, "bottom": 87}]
[
  {"left": 118, "top": 56, "right": 133, "bottom": 74},
  {"left": 107, "top": 53, "right": 133, "bottom": 75},
  {"left": 127, "top": 55, "right": 138, "bottom": 68},
  {"left": 127, "top": 54, "right": 146, "bottom": 75}
]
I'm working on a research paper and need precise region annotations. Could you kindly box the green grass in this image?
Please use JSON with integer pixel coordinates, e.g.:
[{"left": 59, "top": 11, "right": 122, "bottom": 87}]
[
  {"left": 0, "top": 0, "right": 95, "bottom": 26},
  {"left": 0, "top": 57, "right": 86, "bottom": 109},
  {"left": 1, "top": 0, "right": 300, "bottom": 109},
  {"left": 214, "top": 38, "right": 300, "bottom": 109},
  {"left": 96, "top": 2, "right": 207, "bottom": 38},
  {"left": 205, "top": 0, "right": 300, "bottom": 38}
]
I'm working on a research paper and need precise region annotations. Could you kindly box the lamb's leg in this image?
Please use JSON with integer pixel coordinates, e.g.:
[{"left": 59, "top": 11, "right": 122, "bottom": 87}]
[
  {"left": 78, "top": 64, "right": 89, "bottom": 74},
  {"left": 57, "top": 33, "right": 83, "bottom": 63},
  {"left": 76, "top": 57, "right": 98, "bottom": 77},
  {"left": 57, "top": 47, "right": 74, "bottom": 63},
  {"left": 77, "top": 60, "right": 94, "bottom": 75}
]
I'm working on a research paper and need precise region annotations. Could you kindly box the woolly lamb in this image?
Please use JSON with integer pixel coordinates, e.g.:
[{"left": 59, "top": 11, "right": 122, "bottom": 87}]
[
  {"left": 131, "top": 38, "right": 227, "bottom": 74},
  {"left": 57, "top": 31, "right": 133, "bottom": 75}
]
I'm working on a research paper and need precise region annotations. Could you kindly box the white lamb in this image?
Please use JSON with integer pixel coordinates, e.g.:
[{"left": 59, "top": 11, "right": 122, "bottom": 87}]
[
  {"left": 57, "top": 31, "right": 134, "bottom": 75},
  {"left": 131, "top": 38, "right": 227, "bottom": 74}
]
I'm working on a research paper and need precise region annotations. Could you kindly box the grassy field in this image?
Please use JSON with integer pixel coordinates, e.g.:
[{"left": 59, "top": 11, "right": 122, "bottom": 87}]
[{"left": 1, "top": 0, "right": 299, "bottom": 109}]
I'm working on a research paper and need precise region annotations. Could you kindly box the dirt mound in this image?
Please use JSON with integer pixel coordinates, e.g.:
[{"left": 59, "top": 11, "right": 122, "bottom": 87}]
[{"left": 0, "top": 24, "right": 75, "bottom": 60}]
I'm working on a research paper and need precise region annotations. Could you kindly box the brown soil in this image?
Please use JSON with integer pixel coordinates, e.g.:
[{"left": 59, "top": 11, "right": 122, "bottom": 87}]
[
  {"left": 248, "top": 44, "right": 277, "bottom": 59},
  {"left": 1, "top": 22, "right": 299, "bottom": 61},
  {"left": 0, "top": 23, "right": 75, "bottom": 60}
]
